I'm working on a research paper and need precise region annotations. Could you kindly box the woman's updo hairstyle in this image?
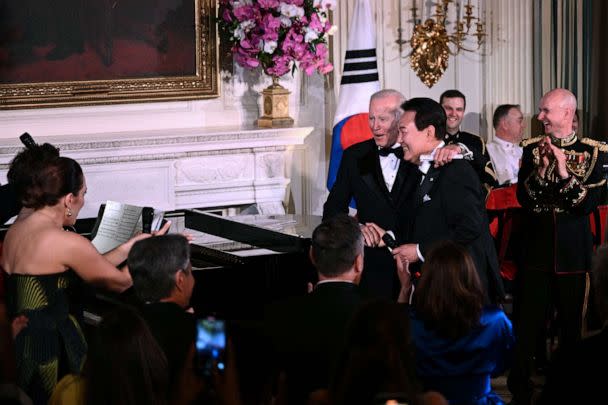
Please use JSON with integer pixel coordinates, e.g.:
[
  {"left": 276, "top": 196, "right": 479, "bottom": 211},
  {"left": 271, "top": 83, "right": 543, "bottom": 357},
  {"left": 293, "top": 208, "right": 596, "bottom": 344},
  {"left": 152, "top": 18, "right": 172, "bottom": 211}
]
[{"left": 7, "top": 143, "right": 84, "bottom": 209}]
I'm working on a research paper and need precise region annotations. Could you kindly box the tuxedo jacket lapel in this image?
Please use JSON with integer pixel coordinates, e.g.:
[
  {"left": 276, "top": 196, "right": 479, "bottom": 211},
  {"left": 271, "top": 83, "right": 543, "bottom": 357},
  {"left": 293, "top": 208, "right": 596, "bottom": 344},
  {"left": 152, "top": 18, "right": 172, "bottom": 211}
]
[
  {"left": 415, "top": 166, "right": 440, "bottom": 207},
  {"left": 390, "top": 161, "right": 408, "bottom": 201},
  {"left": 359, "top": 149, "right": 391, "bottom": 202}
]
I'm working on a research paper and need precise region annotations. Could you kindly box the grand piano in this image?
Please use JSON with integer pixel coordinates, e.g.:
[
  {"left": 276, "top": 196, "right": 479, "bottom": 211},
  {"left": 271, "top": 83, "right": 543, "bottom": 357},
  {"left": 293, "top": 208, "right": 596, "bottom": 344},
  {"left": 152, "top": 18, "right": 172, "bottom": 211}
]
[
  {"left": 180, "top": 210, "right": 320, "bottom": 319},
  {"left": 80, "top": 209, "right": 320, "bottom": 322}
]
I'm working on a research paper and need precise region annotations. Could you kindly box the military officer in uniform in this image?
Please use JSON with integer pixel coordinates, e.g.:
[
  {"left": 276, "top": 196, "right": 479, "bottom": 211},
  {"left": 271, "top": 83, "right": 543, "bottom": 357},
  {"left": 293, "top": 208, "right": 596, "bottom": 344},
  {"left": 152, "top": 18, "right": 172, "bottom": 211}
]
[
  {"left": 439, "top": 89, "right": 499, "bottom": 195},
  {"left": 487, "top": 104, "right": 525, "bottom": 186},
  {"left": 507, "top": 88, "right": 608, "bottom": 405}
]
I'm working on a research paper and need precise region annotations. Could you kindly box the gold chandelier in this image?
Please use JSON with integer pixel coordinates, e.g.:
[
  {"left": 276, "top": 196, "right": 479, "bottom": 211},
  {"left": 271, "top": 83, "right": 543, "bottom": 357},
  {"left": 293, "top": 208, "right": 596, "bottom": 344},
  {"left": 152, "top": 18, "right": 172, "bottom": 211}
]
[{"left": 396, "top": 0, "right": 486, "bottom": 88}]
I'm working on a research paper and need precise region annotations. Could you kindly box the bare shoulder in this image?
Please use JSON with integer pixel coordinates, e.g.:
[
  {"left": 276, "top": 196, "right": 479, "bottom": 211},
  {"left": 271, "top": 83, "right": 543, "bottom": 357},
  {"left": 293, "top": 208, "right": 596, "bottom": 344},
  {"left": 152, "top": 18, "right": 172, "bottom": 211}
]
[{"left": 2, "top": 225, "right": 89, "bottom": 275}]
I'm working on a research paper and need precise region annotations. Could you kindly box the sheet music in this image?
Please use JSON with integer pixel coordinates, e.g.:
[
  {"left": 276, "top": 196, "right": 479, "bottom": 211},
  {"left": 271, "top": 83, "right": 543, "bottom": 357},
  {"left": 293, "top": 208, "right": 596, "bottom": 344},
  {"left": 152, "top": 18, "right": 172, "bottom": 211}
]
[{"left": 91, "top": 201, "right": 143, "bottom": 254}]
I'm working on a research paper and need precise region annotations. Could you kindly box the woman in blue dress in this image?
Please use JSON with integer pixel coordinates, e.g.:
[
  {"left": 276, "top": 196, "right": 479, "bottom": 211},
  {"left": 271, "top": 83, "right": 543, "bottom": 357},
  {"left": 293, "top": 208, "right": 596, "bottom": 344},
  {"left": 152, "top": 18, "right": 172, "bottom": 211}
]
[{"left": 401, "top": 240, "right": 514, "bottom": 405}]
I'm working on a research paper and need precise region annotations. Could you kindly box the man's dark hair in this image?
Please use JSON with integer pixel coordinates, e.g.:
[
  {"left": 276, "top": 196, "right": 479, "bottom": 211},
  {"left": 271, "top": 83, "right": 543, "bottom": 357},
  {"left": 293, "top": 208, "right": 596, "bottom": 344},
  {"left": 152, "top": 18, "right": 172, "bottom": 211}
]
[
  {"left": 492, "top": 104, "right": 520, "bottom": 129},
  {"left": 400, "top": 98, "right": 447, "bottom": 140},
  {"left": 439, "top": 89, "right": 466, "bottom": 108},
  {"left": 128, "top": 234, "right": 191, "bottom": 302},
  {"left": 311, "top": 214, "right": 363, "bottom": 277}
]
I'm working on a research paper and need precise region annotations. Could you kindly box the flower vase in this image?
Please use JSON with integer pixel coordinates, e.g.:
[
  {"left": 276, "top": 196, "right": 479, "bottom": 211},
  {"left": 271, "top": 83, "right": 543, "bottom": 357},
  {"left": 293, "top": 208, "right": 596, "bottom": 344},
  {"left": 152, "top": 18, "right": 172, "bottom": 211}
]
[{"left": 256, "top": 76, "right": 294, "bottom": 128}]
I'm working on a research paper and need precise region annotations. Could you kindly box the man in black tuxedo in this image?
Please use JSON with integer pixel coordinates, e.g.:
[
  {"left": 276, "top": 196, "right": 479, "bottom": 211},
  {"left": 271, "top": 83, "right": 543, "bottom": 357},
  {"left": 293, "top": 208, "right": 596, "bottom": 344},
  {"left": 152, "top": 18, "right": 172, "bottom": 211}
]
[
  {"left": 439, "top": 89, "right": 498, "bottom": 195},
  {"left": 387, "top": 97, "right": 504, "bottom": 304},
  {"left": 323, "top": 89, "right": 411, "bottom": 298},
  {"left": 265, "top": 214, "right": 364, "bottom": 404}
]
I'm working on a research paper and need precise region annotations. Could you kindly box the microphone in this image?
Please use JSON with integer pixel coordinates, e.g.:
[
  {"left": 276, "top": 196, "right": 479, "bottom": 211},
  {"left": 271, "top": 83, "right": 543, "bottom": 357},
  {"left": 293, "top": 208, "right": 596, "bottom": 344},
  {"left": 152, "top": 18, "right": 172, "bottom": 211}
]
[
  {"left": 19, "top": 132, "right": 37, "bottom": 149},
  {"left": 382, "top": 231, "right": 398, "bottom": 252},
  {"left": 142, "top": 207, "right": 154, "bottom": 234}
]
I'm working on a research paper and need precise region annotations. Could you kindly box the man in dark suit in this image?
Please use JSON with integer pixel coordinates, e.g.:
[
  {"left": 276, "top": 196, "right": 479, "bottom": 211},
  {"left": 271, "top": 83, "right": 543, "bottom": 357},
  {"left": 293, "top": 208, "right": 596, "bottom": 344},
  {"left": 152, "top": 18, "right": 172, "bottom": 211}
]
[
  {"left": 265, "top": 214, "right": 364, "bottom": 404},
  {"left": 128, "top": 234, "right": 201, "bottom": 403},
  {"left": 323, "top": 89, "right": 411, "bottom": 298},
  {"left": 386, "top": 97, "right": 504, "bottom": 305},
  {"left": 439, "top": 89, "right": 498, "bottom": 195}
]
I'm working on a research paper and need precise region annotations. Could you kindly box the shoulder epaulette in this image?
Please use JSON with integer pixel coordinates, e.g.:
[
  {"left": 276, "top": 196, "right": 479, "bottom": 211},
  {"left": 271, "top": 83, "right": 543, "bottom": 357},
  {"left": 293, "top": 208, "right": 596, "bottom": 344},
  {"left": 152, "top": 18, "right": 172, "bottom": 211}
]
[
  {"left": 580, "top": 137, "right": 608, "bottom": 152},
  {"left": 520, "top": 136, "right": 544, "bottom": 147}
]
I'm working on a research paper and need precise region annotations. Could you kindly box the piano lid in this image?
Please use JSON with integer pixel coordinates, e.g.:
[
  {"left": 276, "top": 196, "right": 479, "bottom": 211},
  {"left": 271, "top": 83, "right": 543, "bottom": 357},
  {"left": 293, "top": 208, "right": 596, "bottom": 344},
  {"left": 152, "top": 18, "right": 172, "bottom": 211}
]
[{"left": 183, "top": 210, "right": 322, "bottom": 255}]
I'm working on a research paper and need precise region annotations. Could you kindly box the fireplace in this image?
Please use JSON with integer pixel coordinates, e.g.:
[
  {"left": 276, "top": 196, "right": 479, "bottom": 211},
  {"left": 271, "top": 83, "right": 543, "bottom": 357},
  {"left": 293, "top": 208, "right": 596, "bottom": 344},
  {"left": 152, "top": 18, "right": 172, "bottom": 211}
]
[{"left": 0, "top": 126, "right": 312, "bottom": 219}]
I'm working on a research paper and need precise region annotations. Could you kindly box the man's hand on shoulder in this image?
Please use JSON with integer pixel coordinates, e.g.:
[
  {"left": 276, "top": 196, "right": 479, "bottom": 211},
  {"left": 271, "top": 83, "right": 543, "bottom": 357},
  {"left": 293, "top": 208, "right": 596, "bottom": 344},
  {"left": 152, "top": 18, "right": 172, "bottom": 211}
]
[{"left": 434, "top": 144, "right": 462, "bottom": 167}]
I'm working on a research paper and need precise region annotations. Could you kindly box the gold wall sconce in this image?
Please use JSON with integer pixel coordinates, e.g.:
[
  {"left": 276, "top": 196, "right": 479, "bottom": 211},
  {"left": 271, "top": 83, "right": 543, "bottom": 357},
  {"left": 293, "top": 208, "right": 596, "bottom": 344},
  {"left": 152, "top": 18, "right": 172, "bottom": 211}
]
[{"left": 396, "top": 0, "right": 486, "bottom": 87}]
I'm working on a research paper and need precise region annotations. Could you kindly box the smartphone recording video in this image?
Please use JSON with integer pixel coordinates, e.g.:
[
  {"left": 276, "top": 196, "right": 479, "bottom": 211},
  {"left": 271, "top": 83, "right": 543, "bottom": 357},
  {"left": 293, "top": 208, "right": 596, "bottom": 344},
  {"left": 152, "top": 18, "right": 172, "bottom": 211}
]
[{"left": 195, "top": 318, "right": 226, "bottom": 377}]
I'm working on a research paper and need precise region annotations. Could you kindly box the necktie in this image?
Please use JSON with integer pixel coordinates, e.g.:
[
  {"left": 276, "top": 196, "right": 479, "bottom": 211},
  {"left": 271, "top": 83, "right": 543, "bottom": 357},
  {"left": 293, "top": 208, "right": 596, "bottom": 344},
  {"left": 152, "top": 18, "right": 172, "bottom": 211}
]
[{"left": 378, "top": 147, "right": 404, "bottom": 159}]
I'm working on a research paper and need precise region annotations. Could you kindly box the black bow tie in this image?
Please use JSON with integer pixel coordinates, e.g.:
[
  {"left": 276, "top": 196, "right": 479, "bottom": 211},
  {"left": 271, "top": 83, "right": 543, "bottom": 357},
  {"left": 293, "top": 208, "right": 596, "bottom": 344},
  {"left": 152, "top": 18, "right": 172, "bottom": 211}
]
[{"left": 378, "top": 147, "right": 403, "bottom": 158}]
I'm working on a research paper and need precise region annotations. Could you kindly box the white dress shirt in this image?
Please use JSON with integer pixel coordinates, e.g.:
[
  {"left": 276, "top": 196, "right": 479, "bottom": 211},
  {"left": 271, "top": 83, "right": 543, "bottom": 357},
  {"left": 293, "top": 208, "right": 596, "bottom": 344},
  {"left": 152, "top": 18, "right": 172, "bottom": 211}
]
[
  {"left": 487, "top": 136, "right": 523, "bottom": 185},
  {"left": 379, "top": 144, "right": 401, "bottom": 191}
]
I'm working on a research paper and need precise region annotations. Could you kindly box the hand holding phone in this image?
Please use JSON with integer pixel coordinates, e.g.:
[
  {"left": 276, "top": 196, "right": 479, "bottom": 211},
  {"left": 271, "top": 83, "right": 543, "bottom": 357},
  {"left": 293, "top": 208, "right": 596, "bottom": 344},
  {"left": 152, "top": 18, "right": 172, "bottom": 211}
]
[{"left": 195, "top": 317, "right": 226, "bottom": 377}]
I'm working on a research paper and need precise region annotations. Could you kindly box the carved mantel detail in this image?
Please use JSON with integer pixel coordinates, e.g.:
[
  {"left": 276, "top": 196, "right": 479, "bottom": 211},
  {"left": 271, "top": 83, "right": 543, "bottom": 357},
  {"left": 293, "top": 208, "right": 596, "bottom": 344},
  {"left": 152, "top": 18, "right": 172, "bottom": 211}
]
[{"left": 0, "top": 127, "right": 312, "bottom": 218}]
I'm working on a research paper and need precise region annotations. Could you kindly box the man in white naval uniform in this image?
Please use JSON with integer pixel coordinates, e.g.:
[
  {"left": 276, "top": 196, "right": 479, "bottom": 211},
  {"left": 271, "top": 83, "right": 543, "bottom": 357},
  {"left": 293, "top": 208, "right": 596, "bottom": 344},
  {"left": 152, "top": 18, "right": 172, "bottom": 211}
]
[{"left": 487, "top": 104, "right": 525, "bottom": 186}]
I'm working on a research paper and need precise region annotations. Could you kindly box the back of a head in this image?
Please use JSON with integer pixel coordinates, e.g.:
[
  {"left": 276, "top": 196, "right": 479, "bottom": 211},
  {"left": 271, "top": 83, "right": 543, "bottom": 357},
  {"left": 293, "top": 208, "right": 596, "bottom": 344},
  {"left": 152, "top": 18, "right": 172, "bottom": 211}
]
[
  {"left": 311, "top": 214, "right": 363, "bottom": 277},
  {"left": 413, "top": 241, "right": 483, "bottom": 339},
  {"left": 85, "top": 305, "right": 168, "bottom": 405},
  {"left": 400, "top": 98, "right": 447, "bottom": 140},
  {"left": 330, "top": 299, "right": 421, "bottom": 405},
  {"left": 128, "top": 234, "right": 191, "bottom": 303},
  {"left": 7, "top": 143, "right": 83, "bottom": 209}
]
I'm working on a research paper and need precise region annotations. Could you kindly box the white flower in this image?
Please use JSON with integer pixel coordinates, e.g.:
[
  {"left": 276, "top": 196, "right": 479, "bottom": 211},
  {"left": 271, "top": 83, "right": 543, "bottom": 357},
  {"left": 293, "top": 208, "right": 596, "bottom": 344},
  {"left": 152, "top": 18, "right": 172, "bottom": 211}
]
[
  {"left": 313, "top": 0, "right": 336, "bottom": 10},
  {"left": 279, "top": 3, "right": 304, "bottom": 18},
  {"left": 234, "top": 20, "right": 255, "bottom": 40},
  {"left": 262, "top": 40, "right": 278, "bottom": 54},
  {"left": 233, "top": 0, "right": 253, "bottom": 7},
  {"left": 279, "top": 15, "right": 292, "bottom": 27},
  {"left": 304, "top": 27, "right": 319, "bottom": 43}
]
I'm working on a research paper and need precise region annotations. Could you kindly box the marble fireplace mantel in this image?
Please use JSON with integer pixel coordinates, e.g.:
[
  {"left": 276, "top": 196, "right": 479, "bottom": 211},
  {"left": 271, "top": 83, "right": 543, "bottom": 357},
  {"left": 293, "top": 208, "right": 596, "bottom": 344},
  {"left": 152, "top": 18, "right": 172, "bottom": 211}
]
[{"left": 0, "top": 126, "right": 313, "bottom": 219}]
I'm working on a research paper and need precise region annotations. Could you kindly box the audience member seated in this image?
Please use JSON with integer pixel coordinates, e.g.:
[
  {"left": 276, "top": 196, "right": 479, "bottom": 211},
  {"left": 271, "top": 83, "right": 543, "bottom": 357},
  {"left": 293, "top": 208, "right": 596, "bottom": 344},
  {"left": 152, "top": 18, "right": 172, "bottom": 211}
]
[
  {"left": 537, "top": 243, "right": 608, "bottom": 405},
  {"left": 127, "top": 234, "right": 201, "bottom": 404},
  {"left": 48, "top": 304, "right": 169, "bottom": 405},
  {"left": 407, "top": 241, "right": 514, "bottom": 405},
  {"left": 329, "top": 299, "right": 447, "bottom": 405},
  {"left": 1, "top": 143, "right": 167, "bottom": 404},
  {"left": 264, "top": 214, "right": 365, "bottom": 404}
]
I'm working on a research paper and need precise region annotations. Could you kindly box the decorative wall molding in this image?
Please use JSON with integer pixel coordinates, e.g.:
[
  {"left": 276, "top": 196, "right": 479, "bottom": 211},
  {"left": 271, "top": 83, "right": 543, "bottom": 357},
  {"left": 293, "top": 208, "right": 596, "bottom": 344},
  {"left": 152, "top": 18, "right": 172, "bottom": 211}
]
[
  {"left": 0, "top": 126, "right": 312, "bottom": 218},
  {"left": 483, "top": 0, "right": 534, "bottom": 141},
  {"left": 331, "top": 0, "right": 485, "bottom": 136}
]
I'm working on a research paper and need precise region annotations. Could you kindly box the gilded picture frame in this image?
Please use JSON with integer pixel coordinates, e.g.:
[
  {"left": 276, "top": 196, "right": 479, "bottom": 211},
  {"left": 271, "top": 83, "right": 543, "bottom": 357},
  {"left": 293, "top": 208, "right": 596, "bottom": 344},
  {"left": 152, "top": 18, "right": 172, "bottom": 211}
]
[{"left": 0, "top": 0, "right": 218, "bottom": 109}]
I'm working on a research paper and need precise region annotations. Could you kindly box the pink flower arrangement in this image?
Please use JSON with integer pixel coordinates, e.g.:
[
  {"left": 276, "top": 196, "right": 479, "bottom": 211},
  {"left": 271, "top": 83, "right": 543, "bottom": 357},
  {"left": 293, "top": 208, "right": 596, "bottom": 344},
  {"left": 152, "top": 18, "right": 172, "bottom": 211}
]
[{"left": 219, "top": 0, "right": 335, "bottom": 77}]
